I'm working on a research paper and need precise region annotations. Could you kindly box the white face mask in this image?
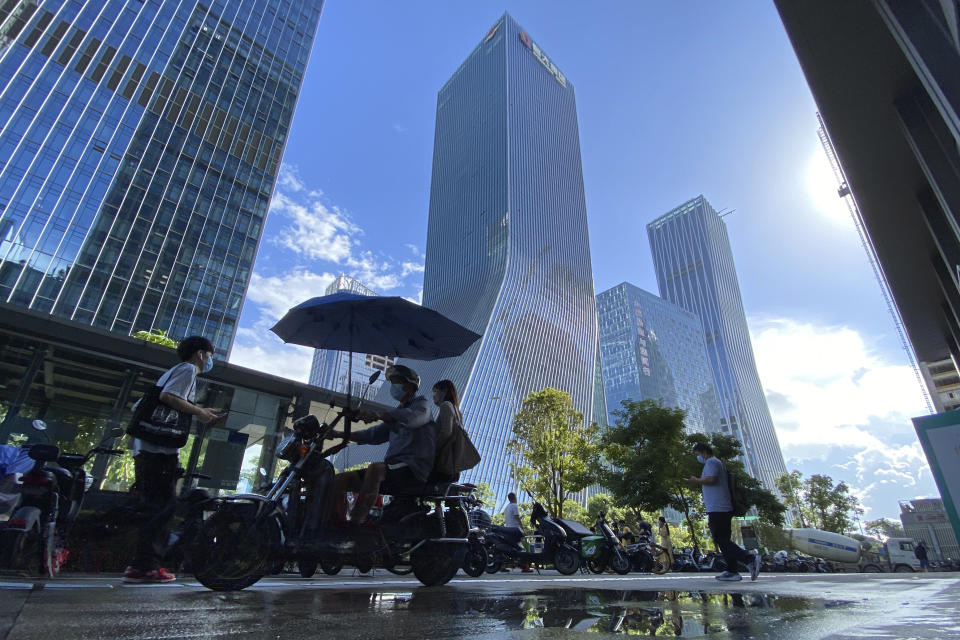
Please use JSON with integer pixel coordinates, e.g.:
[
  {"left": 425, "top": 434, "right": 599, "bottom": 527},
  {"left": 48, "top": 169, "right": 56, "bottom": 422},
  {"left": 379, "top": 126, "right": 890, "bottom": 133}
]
[
  {"left": 696, "top": 455, "right": 706, "bottom": 465},
  {"left": 389, "top": 384, "right": 406, "bottom": 401}
]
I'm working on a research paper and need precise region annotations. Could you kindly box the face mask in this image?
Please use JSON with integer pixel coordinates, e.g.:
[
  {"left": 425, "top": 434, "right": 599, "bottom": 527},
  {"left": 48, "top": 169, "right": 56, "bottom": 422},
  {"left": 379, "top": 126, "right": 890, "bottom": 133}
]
[
  {"left": 390, "top": 384, "right": 406, "bottom": 401},
  {"left": 201, "top": 354, "right": 214, "bottom": 373},
  {"left": 696, "top": 455, "right": 706, "bottom": 465}
]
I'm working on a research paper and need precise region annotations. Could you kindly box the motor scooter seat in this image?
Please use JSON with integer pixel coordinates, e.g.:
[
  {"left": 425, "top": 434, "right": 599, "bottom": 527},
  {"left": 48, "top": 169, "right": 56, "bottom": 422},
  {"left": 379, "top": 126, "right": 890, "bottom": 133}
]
[
  {"left": 397, "top": 482, "right": 450, "bottom": 497},
  {"left": 489, "top": 525, "right": 524, "bottom": 545}
]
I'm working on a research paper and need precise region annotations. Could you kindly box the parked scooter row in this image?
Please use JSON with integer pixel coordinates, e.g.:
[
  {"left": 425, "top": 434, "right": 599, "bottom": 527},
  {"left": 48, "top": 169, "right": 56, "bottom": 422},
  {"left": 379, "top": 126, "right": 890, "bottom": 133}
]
[
  {"left": 466, "top": 506, "right": 672, "bottom": 577},
  {"left": 0, "top": 420, "right": 124, "bottom": 577}
]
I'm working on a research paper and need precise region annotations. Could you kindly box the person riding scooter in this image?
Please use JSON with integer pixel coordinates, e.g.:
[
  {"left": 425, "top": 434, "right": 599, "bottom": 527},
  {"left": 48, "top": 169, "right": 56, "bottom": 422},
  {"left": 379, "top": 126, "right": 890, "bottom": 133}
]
[{"left": 323, "top": 365, "right": 437, "bottom": 525}]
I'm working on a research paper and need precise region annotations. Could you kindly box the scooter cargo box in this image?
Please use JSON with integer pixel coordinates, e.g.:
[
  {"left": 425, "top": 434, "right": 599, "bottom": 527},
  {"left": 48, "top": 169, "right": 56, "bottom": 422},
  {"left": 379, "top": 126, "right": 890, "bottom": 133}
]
[{"left": 581, "top": 535, "right": 605, "bottom": 559}]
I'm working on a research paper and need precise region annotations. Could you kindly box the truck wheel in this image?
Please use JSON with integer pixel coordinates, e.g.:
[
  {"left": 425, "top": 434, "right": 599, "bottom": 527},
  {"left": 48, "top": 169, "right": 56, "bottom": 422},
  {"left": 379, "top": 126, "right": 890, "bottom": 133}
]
[
  {"left": 894, "top": 564, "right": 914, "bottom": 573},
  {"left": 861, "top": 564, "right": 882, "bottom": 573}
]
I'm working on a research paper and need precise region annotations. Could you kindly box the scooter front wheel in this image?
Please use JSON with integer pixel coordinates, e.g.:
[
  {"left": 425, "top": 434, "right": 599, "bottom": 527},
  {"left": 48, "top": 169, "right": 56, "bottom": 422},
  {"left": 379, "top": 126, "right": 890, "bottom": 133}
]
[
  {"left": 610, "top": 550, "right": 631, "bottom": 575},
  {"left": 462, "top": 544, "right": 488, "bottom": 578},
  {"left": 191, "top": 507, "right": 278, "bottom": 591}
]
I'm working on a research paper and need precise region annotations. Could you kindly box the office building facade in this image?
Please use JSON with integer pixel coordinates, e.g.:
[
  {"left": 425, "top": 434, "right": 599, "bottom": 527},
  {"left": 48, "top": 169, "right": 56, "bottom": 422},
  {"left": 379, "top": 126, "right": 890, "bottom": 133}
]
[
  {"left": 0, "top": 0, "right": 323, "bottom": 355},
  {"left": 392, "top": 14, "right": 598, "bottom": 502},
  {"left": 308, "top": 274, "right": 392, "bottom": 397},
  {"left": 648, "top": 195, "right": 787, "bottom": 490},
  {"left": 597, "top": 282, "right": 722, "bottom": 435}
]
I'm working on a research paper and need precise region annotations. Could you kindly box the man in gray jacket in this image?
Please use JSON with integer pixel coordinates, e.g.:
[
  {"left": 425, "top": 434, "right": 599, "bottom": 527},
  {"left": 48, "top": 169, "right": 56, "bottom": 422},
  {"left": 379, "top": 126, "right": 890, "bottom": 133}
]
[{"left": 325, "top": 365, "right": 436, "bottom": 524}]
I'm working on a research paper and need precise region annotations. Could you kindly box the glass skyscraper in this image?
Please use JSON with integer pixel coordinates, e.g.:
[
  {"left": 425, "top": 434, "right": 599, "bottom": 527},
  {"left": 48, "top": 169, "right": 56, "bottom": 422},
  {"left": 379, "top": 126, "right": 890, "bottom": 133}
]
[
  {"left": 597, "top": 282, "right": 722, "bottom": 435},
  {"left": 648, "top": 195, "right": 787, "bottom": 491},
  {"left": 393, "top": 13, "right": 598, "bottom": 502},
  {"left": 0, "top": 0, "right": 323, "bottom": 355}
]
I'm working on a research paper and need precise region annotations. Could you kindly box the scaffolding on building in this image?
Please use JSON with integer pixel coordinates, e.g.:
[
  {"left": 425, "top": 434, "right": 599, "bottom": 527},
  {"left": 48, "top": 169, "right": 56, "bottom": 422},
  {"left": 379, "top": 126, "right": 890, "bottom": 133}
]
[{"left": 816, "top": 113, "right": 935, "bottom": 414}]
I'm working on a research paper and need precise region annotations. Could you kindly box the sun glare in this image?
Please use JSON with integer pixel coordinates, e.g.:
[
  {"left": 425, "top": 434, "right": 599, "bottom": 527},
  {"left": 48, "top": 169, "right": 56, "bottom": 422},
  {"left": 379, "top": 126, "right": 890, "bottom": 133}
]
[{"left": 806, "top": 146, "right": 853, "bottom": 228}]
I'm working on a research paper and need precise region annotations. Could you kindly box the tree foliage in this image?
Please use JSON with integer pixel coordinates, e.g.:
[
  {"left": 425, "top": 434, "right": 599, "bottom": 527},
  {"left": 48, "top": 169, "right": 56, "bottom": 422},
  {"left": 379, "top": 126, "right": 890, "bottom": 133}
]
[
  {"left": 864, "top": 517, "right": 905, "bottom": 541},
  {"left": 133, "top": 329, "right": 178, "bottom": 348},
  {"left": 507, "top": 388, "right": 600, "bottom": 519},
  {"left": 775, "top": 470, "right": 808, "bottom": 527},
  {"left": 774, "top": 470, "right": 862, "bottom": 534},
  {"left": 802, "top": 473, "right": 859, "bottom": 534},
  {"left": 596, "top": 400, "right": 786, "bottom": 552}
]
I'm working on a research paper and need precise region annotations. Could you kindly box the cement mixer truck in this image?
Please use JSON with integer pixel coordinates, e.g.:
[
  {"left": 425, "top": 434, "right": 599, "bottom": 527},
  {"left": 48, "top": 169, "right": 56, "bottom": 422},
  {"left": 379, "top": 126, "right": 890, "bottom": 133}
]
[{"left": 785, "top": 528, "right": 921, "bottom": 573}]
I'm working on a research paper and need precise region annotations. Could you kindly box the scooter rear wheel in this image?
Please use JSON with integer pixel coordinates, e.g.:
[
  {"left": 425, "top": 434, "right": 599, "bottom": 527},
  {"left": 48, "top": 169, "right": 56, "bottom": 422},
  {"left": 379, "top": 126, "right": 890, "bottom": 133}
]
[
  {"left": 554, "top": 547, "right": 580, "bottom": 575},
  {"left": 0, "top": 529, "right": 42, "bottom": 575},
  {"left": 298, "top": 560, "right": 317, "bottom": 578},
  {"left": 320, "top": 559, "right": 342, "bottom": 575},
  {"left": 412, "top": 542, "right": 461, "bottom": 586}
]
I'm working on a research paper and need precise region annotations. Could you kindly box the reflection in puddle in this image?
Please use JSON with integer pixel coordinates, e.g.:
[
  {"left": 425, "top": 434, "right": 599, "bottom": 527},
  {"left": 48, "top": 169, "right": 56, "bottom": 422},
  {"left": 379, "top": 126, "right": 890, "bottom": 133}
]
[
  {"left": 395, "top": 589, "right": 851, "bottom": 637},
  {"left": 190, "top": 587, "right": 853, "bottom": 638}
]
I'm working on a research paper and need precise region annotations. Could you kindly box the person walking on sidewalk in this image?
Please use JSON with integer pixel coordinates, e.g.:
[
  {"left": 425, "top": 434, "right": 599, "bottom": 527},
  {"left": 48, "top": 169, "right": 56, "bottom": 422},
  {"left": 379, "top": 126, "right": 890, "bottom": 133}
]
[
  {"left": 686, "top": 442, "right": 761, "bottom": 582},
  {"left": 123, "top": 336, "right": 224, "bottom": 583}
]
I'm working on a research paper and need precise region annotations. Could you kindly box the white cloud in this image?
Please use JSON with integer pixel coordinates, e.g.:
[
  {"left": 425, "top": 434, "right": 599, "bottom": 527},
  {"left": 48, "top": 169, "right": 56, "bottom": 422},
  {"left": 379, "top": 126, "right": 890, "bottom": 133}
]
[
  {"left": 245, "top": 269, "right": 337, "bottom": 324},
  {"left": 276, "top": 163, "right": 307, "bottom": 193},
  {"left": 229, "top": 334, "right": 314, "bottom": 383},
  {"left": 749, "top": 316, "right": 938, "bottom": 518},
  {"left": 401, "top": 261, "right": 425, "bottom": 277},
  {"left": 231, "top": 166, "right": 428, "bottom": 382},
  {"left": 271, "top": 191, "right": 358, "bottom": 264}
]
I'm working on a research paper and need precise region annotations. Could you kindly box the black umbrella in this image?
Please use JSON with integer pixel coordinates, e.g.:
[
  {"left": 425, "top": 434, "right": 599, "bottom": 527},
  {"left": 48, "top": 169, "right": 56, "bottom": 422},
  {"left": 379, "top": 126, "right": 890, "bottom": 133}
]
[{"left": 270, "top": 292, "right": 481, "bottom": 402}]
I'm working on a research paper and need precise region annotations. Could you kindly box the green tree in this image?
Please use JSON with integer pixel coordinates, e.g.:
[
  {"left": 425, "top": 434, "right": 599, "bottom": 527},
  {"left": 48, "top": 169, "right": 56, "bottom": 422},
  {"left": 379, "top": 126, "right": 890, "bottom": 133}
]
[
  {"left": 864, "top": 517, "right": 905, "bottom": 540},
  {"left": 507, "top": 388, "right": 600, "bottom": 519},
  {"left": 802, "top": 474, "right": 859, "bottom": 534},
  {"left": 586, "top": 493, "right": 628, "bottom": 528},
  {"left": 775, "top": 470, "right": 809, "bottom": 527},
  {"left": 133, "top": 329, "right": 178, "bottom": 348},
  {"left": 472, "top": 482, "right": 496, "bottom": 509},
  {"left": 597, "top": 400, "right": 708, "bottom": 551}
]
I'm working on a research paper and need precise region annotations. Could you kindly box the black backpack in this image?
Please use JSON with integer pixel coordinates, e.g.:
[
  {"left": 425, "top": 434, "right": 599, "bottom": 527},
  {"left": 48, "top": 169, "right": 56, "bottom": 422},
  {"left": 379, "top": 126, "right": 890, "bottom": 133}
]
[{"left": 725, "top": 464, "right": 749, "bottom": 517}]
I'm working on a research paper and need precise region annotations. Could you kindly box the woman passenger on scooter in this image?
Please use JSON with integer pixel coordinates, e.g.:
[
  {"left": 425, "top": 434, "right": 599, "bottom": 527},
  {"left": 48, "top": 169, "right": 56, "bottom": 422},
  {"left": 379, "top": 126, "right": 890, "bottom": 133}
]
[
  {"left": 427, "top": 379, "right": 462, "bottom": 484},
  {"left": 323, "top": 365, "right": 436, "bottom": 525}
]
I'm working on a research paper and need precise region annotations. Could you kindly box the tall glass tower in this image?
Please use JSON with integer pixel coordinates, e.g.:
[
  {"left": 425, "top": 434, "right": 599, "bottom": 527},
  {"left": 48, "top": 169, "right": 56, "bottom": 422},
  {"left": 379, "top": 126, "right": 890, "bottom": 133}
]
[
  {"left": 597, "top": 282, "right": 722, "bottom": 435},
  {"left": 648, "top": 196, "right": 787, "bottom": 491},
  {"left": 396, "top": 13, "right": 598, "bottom": 503},
  {"left": 0, "top": 0, "right": 323, "bottom": 355}
]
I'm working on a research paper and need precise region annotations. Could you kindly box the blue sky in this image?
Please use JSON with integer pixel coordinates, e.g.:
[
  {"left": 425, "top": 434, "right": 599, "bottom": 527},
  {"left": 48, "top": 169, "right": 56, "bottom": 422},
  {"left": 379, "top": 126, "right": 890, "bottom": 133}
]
[{"left": 229, "top": 2, "right": 937, "bottom": 522}]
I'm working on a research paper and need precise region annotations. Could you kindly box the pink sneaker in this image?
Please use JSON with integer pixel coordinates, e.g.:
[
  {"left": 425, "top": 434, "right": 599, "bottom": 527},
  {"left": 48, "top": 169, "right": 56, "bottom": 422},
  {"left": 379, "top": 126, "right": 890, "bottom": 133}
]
[{"left": 123, "top": 566, "right": 176, "bottom": 583}]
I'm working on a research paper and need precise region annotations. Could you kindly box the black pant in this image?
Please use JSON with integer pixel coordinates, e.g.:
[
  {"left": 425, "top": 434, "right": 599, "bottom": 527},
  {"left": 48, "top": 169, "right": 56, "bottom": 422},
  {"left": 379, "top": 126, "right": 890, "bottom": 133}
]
[
  {"left": 133, "top": 452, "right": 179, "bottom": 571},
  {"left": 707, "top": 511, "right": 749, "bottom": 572}
]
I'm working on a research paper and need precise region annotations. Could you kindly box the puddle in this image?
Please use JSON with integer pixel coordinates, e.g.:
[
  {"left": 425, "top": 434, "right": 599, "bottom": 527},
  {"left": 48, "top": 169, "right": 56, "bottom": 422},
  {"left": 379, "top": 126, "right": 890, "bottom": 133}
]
[
  {"left": 391, "top": 589, "right": 854, "bottom": 636},
  {"left": 193, "top": 587, "right": 855, "bottom": 638}
]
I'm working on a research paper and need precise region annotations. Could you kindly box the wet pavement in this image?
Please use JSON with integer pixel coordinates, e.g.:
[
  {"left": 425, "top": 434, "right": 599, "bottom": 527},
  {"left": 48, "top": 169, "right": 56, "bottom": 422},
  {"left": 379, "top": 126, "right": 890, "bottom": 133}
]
[{"left": 0, "top": 571, "right": 958, "bottom": 639}]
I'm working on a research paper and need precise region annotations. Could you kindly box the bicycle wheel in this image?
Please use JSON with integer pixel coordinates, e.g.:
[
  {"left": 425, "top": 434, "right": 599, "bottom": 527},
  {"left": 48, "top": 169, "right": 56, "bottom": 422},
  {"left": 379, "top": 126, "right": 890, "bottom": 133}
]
[{"left": 652, "top": 549, "right": 672, "bottom": 575}]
